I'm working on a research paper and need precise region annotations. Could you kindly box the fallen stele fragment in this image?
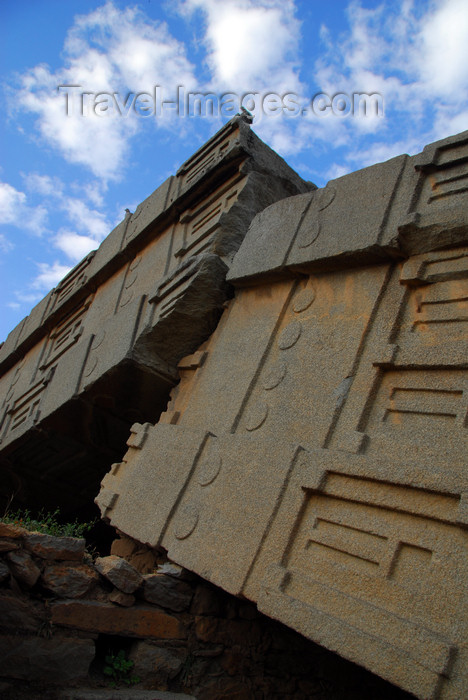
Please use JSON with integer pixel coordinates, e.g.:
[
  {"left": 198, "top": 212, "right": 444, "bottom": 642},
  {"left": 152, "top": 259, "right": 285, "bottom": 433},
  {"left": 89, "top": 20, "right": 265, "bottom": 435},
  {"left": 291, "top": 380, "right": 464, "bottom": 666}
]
[{"left": 97, "top": 128, "right": 468, "bottom": 700}]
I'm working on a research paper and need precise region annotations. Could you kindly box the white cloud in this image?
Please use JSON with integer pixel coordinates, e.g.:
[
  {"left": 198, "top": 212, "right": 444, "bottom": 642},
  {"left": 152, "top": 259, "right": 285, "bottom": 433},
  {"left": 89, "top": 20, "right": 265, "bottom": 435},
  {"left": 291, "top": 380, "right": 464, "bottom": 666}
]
[
  {"left": 0, "top": 182, "right": 28, "bottom": 222},
  {"left": 23, "top": 173, "right": 64, "bottom": 198},
  {"left": 313, "top": 0, "right": 468, "bottom": 172},
  {"left": 80, "top": 182, "right": 107, "bottom": 208},
  {"left": 13, "top": 2, "right": 196, "bottom": 180},
  {"left": 178, "top": 0, "right": 310, "bottom": 159},
  {"left": 22, "top": 171, "right": 112, "bottom": 244},
  {"left": 433, "top": 107, "right": 468, "bottom": 140},
  {"left": 345, "top": 137, "right": 424, "bottom": 169},
  {"left": 13, "top": 292, "right": 43, "bottom": 304},
  {"left": 32, "top": 261, "right": 72, "bottom": 290},
  {"left": 0, "top": 182, "right": 48, "bottom": 235},
  {"left": 180, "top": 0, "right": 301, "bottom": 93},
  {"left": 416, "top": 0, "right": 468, "bottom": 96},
  {"left": 21, "top": 171, "right": 112, "bottom": 264},
  {"left": 326, "top": 163, "right": 353, "bottom": 180},
  {"left": 1, "top": 172, "right": 113, "bottom": 306},
  {"left": 0, "top": 234, "right": 13, "bottom": 253},
  {"left": 54, "top": 230, "right": 99, "bottom": 262},
  {"left": 64, "top": 198, "right": 110, "bottom": 240}
]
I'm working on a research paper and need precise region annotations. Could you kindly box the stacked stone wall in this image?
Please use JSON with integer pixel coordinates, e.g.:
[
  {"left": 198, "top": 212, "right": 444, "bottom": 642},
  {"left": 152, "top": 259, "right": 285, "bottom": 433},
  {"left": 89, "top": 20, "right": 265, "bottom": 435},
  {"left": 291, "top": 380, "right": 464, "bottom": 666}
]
[{"left": 0, "top": 525, "right": 412, "bottom": 699}]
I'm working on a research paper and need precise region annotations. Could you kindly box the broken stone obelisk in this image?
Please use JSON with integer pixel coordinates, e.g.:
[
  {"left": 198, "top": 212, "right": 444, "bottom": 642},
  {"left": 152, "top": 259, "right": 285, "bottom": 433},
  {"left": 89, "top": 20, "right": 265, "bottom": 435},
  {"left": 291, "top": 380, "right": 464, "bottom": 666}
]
[
  {"left": 0, "top": 113, "right": 312, "bottom": 513},
  {"left": 97, "top": 129, "right": 468, "bottom": 700}
]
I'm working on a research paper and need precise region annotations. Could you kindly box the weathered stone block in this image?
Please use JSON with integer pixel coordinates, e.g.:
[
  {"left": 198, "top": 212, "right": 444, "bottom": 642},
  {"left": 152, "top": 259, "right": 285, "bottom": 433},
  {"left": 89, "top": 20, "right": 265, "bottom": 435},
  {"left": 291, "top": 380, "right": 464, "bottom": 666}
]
[
  {"left": 123, "top": 177, "right": 174, "bottom": 244},
  {"left": 6, "top": 549, "right": 41, "bottom": 587},
  {"left": 41, "top": 563, "right": 99, "bottom": 598},
  {"left": 96, "top": 133, "right": 468, "bottom": 699},
  {"left": 0, "top": 319, "right": 26, "bottom": 370},
  {"left": 96, "top": 424, "right": 209, "bottom": 545},
  {"left": 0, "top": 592, "right": 45, "bottom": 632},
  {"left": 0, "top": 523, "right": 25, "bottom": 539},
  {"left": 0, "top": 538, "right": 20, "bottom": 553},
  {"left": 398, "top": 129, "right": 468, "bottom": 254},
  {"left": 108, "top": 588, "right": 135, "bottom": 607},
  {"left": 142, "top": 573, "right": 193, "bottom": 612},
  {"left": 0, "top": 113, "right": 310, "bottom": 517},
  {"left": 24, "top": 532, "right": 85, "bottom": 561},
  {"left": 12, "top": 292, "right": 54, "bottom": 359},
  {"left": 229, "top": 156, "right": 406, "bottom": 285},
  {"left": 129, "top": 641, "right": 184, "bottom": 681},
  {"left": 95, "top": 555, "right": 143, "bottom": 593},
  {"left": 86, "top": 212, "right": 130, "bottom": 280},
  {"left": 51, "top": 600, "right": 186, "bottom": 639},
  {"left": 227, "top": 191, "right": 313, "bottom": 283}
]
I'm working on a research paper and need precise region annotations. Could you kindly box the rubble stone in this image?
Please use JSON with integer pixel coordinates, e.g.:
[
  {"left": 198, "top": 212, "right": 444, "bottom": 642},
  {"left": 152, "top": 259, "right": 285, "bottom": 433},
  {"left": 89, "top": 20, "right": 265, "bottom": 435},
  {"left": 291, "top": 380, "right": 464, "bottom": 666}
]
[
  {"left": 157, "top": 562, "right": 191, "bottom": 579},
  {"left": 129, "top": 641, "right": 184, "bottom": 681},
  {"left": 0, "top": 523, "right": 25, "bottom": 539},
  {"left": 95, "top": 554, "right": 143, "bottom": 593},
  {"left": 0, "top": 592, "right": 45, "bottom": 632},
  {"left": 110, "top": 534, "right": 139, "bottom": 558},
  {"left": 108, "top": 588, "right": 135, "bottom": 607},
  {"left": 191, "top": 583, "right": 225, "bottom": 617},
  {"left": 0, "top": 538, "right": 20, "bottom": 553},
  {"left": 6, "top": 549, "right": 40, "bottom": 587},
  {"left": 41, "top": 563, "right": 99, "bottom": 598},
  {"left": 110, "top": 534, "right": 160, "bottom": 573},
  {"left": 143, "top": 573, "right": 193, "bottom": 612},
  {"left": 24, "top": 532, "right": 85, "bottom": 561}
]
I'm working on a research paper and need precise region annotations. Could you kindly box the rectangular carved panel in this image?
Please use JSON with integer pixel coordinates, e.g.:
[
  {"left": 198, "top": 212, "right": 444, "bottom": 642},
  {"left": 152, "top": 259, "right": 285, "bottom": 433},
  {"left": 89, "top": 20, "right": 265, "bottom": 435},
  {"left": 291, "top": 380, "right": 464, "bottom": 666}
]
[
  {"left": 1, "top": 372, "right": 53, "bottom": 439},
  {"left": 173, "top": 173, "right": 246, "bottom": 260},
  {"left": 419, "top": 138, "right": 468, "bottom": 206},
  {"left": 39, "top": 297, "right": 92, "bottom": 371},
  {"left": 364, "top": 369, "right": 467, "bottom": 466},
  {"left": 330, "top": 248, "right": 468, "bottom": 465},
  {"left": 177, "top": 120, "right": 238, "bottom": 191},
  {"left": 256, "top": 460, "right": 466, "bottom": 700},
  {"left": 399, "top": 131, "right": 468, "bottom": 252},
  {"left": 50, "top": 253, "right": 95, "bottom": 311}
]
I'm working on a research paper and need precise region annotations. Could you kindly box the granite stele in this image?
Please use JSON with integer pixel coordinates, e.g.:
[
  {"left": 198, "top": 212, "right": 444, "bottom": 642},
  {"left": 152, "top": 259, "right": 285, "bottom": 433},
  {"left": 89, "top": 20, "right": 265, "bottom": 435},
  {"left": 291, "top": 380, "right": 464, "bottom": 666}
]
[
  {"left": 1, "top": 116, "right": 467, "bottom": 700},
  {"left": 0, "top": 114, "right": 310, "bottom": 512}
]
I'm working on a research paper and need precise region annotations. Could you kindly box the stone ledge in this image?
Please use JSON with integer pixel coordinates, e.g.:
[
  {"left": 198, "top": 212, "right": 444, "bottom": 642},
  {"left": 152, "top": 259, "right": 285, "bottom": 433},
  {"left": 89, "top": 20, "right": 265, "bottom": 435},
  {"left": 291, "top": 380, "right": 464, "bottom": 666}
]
[{"left": 51, "top": 600, "right": 186, "bottom": 639}]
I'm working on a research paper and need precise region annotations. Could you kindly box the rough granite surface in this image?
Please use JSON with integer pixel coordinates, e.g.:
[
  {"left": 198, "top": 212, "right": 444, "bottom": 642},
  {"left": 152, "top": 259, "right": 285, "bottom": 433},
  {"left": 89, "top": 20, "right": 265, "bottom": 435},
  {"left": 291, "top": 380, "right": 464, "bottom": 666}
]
[
  {"left": 97, "top": 129, "right": 468, "bottom": 700},
  {"left": 1, "top": 122, "right": 468, "bottom": 700}
]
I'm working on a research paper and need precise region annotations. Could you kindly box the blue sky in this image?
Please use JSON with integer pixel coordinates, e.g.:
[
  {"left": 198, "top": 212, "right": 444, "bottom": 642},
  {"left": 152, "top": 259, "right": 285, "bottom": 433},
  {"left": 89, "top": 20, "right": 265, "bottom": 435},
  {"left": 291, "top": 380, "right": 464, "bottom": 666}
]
[{"left": 1, "top": 0, "right": 467, "bottom": 341}]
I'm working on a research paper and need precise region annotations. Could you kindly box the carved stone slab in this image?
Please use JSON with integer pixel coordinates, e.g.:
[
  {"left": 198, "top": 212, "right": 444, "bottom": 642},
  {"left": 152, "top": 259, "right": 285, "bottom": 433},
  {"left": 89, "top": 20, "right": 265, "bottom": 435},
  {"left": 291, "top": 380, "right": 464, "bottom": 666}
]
[
  {"left": 0, "top": 114, "right": 311, "bottom": 513},
  {"left": 97, "top": 130, "right": 468, "bottom": 700}
]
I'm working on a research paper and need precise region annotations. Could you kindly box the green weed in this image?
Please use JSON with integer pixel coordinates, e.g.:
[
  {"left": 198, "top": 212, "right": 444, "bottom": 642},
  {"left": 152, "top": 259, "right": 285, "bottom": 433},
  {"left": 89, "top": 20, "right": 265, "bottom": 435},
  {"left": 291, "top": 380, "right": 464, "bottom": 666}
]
[
  {"left": 1, "top": 506, "right": 96, "bottom": 538},
  {"left": 103, "top": 649, "right": 140, "bottom": 687}
]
